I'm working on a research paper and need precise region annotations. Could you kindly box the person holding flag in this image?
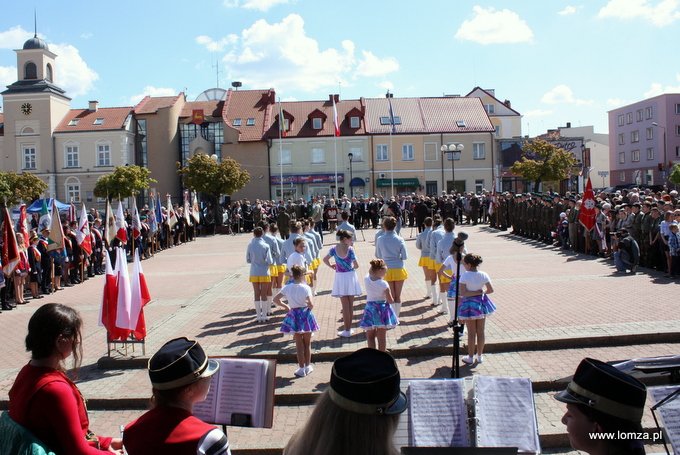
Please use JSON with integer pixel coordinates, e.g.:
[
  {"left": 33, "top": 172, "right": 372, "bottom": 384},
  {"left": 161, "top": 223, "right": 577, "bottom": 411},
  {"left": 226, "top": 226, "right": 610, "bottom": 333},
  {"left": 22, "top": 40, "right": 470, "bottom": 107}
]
[{"left": 2, "top": 207, "right": 21, "bottom": 309}]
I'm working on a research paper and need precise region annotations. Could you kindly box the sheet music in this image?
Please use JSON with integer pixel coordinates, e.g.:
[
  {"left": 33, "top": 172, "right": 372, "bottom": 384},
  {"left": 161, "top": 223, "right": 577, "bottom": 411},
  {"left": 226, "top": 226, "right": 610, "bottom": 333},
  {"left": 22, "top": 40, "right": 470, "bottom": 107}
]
[
  {"left": 192, "top": 373, "right": 219, "bottom": 423},
  {"left": 408, "top": 379, "right": 470, "bottom": 447},
  {"left": 650, "top": 386, "right": 680, "bottom": 454},
  {"left": 214, "top": 358, "right": 266, "bottom": 428},
  {"left": 474, "top": 376, "right": 540, "bottom": 454}
]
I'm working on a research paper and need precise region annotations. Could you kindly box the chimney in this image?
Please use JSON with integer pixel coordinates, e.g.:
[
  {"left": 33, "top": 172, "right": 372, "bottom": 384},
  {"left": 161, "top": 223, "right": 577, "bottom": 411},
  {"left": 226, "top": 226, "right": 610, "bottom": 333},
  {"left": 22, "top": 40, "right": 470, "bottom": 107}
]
[
  {"left": 88, "top": 101, "right": 99, "bottom": 112},
  {"left": 329, "top": 94, "right": 339, "bottom": 103},
  {"left": 566, "top": 122, "right": 571, "bottom": 128},
  {"left": 504, "top": 99, "right": 511, "bottom": 108},
  {"left": 261, "top": 93, "right": 269, "bottom": 104},
  {"left": 486, "top": 89, "right": 495, "bottom": 97}
]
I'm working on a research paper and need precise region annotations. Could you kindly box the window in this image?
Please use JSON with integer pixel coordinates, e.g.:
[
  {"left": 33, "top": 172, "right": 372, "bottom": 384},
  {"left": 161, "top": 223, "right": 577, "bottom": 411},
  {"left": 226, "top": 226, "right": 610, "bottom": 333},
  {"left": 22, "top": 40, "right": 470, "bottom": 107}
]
[
  {"left": 68, "top": 119, "right": 79, "bottom": 126},
  {"left": 24, "top": 62, "right": 37, "bottom": 79},
  {"left": 636, "top": 109, "right": 643, "bottom": 121},
  {"left": 65, "top": 145, "right": 79, "bottom": 167},
  {"left": 246, "top": 118, "right": 255, "bottom": 126},
  {"left": 645, "top": 169, "right": 653, "bottom": 185},
  {"left": 677, "top": 146, "right": 680, "bottom": 157},
  {"left": 45, "top": 64, "right": 53, "bottom": 82},
  {"left": 312, "top": 118, "right": 323, "bottom": 130},
  {"left": 626, "top": 113, "right": 633, "bottom": 124},
  {"left": 494, "top": 125, "right": 500, "bottom": 137},
  {"left": 456, "top": 121, "right": 466, "bottom": 128},
  {"left": 349, "top": 146, "right": 363, "bottom": 162},
  {"left": 97, "top": 144, "right": 111, "bottom": 166},
  {"left": 93, "top": 118, "right": 104, "bottom": 125},
  {"left": 620, "top": 171, "right": 626, "bottom": 182},
  {"left": 376, "top": 144, "right": 389, "bottom": 161},
  {"left": 311, "top": 148, "right": 325, "bottom": 164},
  {"left": 618, "top": 115, "right": 624, "bottom": 126},
  {"left": 447, "top": 149, "right": 461, "bottom": 161},
  {"left": 631, "top": 131, "right": 639, "bottom": 143},
  {"left": 23, "top": 147, "right": 36, "bottom": 169},
  {"left": 279, "top": 149, "right": 291, "bottom": 165},
  {"left": 475, "top": 180, "right": 484, "bottom": 193},
  {"left": 402, "top": 144, "right": 414, "bottom": 161},
  {"left": 676, "top": 125, "right": 680, "bottom": 135},
  {"left": 379, "top": 116, "right": 401, "bottom": 125},
  {"left": 473, "top": 143, "right": 485, "bottom": 159},
  {"left": 66, "top": 182, "right": 81, "bottom": 203},
  {"left": 350, "top": 117, "right": 360, "bottom": 128},
  {"left": 676, "top": 103, "right": 680, "bottom": 114},
  {"left": 647, "top": 147, "right": 654, "bottom": 160},
  {"left": 233, "top": 118, "right": 242, "bottom": 126},
  {"left": 646, "top": 107, "right": 653, "bottom": 119},
  {"left": 618, "top": 133, "right": 625, "bottom": 145},
  {"left": 424, "top": 143, "right": 437, "bottom": 161},
  {"left": 484, "top": 104, "right": 495, "bottom": 114},
  {"left": 646, "top": 127, "right": 653, "bottom": 140},
  {"left": 632, "top": 150, "right": 640, "bottom": 162},
  {"left": 619, "top": 152, "right": 625, "bottom": 164}
]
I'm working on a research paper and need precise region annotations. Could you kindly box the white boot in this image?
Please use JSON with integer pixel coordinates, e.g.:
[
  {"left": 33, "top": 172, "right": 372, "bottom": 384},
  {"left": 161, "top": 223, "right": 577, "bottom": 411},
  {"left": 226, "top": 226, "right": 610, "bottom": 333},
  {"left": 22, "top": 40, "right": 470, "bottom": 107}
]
[
  {"left": 424, "top": 280, "right": 431, "bottom": 298},
  {"left": 431, "top": 285, "right": 438, "bottom": 306},
  {"left": 439, "top": 298, "right": 450, "bottom": 314},
  {"left": 447, "top": 299, "right": 456, "bottom": 323},
  {"left": 439, "top": 288, "right": 446, "bottom": 306},
  {"left": 254, "top": 301, "right": 262, "bottom": 322},
  {"left": 266, "top": 295, "right": 273, "bottom": 315},
  {"left": 391, "top": 302, "right": 401, "bottom": 319},
  {"left": 261, "top": 299, "right": 269, "bottom": 321}
]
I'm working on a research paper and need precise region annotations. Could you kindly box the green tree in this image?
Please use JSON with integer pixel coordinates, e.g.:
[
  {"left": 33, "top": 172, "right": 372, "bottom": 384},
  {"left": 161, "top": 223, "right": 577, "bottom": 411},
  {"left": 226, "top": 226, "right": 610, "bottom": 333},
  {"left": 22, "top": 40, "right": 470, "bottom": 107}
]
[
  {"left": 670, "top": 163, "right": 680, "bottom": 187},
  {"left": 93, "top": 165, "right": 156, "bottom": 199},
  {"left": 177, "top": 154, "right": 250, "bottom": 199},
  {"left": 510, "top": 138, "right": 578, "bottom": 192},
  {"left": 0, "top": 171, "right": 48, "bottom": 205}
]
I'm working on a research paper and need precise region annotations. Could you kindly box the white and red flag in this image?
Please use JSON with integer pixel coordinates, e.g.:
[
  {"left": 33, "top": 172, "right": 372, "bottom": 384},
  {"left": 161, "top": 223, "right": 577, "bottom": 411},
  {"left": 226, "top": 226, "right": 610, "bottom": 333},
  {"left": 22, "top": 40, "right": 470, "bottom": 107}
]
[
  {"left": 2, "top": 207, "right": 20, "bottom": 277},
  {"left": 115, "top": 200, "right": 128, "bottom": 244},
  {"left": 332, "top": 96, "right": 340, "bottom": 137},
  {"left": 18, "top": 204, "right": 29, "bottom": 243},
  {"left": 99, "top": 249, "right": 129, "bottom": 341},
  {"left": 114, "top": 247, "right": 133, "bottom": 330},
  {"left": 579, "top": 177, "right": 597, "bottom": 232},
  {"left": 192, "top": 192, "right": 201, "bottom": 224},
  {"left": 76, "top": 203, "right": 93, "bottom": 255},
  {"left": 166, "top": 195, "right": 178, "bottom": 229},
  {"left": 130, "top": 249, "right": 151, "bottom": 340},
  {"left": 131, "top": 197, "right": 142, "bottom": 239},
  {"left": 68, "top": 203, "right": 76, "bottom": 223}
]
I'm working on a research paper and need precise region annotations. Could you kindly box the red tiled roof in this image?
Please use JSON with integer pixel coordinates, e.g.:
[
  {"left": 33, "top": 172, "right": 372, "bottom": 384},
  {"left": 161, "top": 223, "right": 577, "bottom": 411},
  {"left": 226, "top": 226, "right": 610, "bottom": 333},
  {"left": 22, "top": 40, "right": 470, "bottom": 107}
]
[
  {"left": 134, "top": 95, "right": 181, "bottom": 114},
  {"left": 222, "top": 89, "right": 274, "bottom": 142},
  {"left": 180, "top": 101, "right": 224, "bottom": 119},
  {"left": 54, "top": 107, "right": 133, "bottom": 132},
  {"left": 266, "top": 98, "right": 367, "bottom": 139},
  {"left": 364, "top": 97, "right": 494, "bottom": 134}
]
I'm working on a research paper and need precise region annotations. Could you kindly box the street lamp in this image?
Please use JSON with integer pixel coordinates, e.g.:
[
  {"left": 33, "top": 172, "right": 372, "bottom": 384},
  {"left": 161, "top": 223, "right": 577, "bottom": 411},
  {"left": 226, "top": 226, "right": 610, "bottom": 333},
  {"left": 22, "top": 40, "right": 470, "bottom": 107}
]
[
  {"left": 652, "top": 122, "right": 667, "bottom": 186},
  {"left": 441, "top": 143, "right": 464, "bottom": 192},
  {"left": 347, "top": 152, "right": 354, "bottom": 197}
]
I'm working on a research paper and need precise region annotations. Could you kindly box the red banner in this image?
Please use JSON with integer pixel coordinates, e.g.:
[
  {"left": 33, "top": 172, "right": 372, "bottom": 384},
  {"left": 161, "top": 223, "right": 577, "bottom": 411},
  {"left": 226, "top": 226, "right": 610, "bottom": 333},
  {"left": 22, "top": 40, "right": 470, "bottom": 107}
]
[
  {"left": 192, "top": 109, "right": 204, "bottom": 125},
  {"left": 579, "top": 178, "right": 596, "bottom": 231}
]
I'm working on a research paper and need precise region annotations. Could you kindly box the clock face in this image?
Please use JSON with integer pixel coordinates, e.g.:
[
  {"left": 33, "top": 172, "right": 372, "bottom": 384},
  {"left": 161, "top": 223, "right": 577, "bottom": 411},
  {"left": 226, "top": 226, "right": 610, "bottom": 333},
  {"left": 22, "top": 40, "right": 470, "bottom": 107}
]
[{"left": 21, "top": 103, "right": 32, "bottom": 115}]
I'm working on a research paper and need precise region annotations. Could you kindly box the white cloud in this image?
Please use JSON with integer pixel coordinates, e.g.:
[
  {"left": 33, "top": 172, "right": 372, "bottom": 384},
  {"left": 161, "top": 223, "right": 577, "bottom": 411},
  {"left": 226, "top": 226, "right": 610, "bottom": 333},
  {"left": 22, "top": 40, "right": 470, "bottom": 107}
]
[
  {"left": 378, "top": 81, "right": 394, "bottom": 91},
  {"left": 219, "top": 14, "right": 397, "bottom": 93},
  {"left": 455, "top": 6, "right": 534, "bottom": 44},
  {"left": 541, "top": 85, "right": 594, "bottom": 106},
  {"left": 223, "top": 0, "right": 292, "bottom": 11},
  {"left": 0, "top": 26, "right": 32, "bottom": 49},
  {"left": 643, "top": 73, "right": 680, "bottom": 98},
  {"left": 558, "top": 6, "right": 577, "bottom": 15},
  {"left": 597, "top": 0, "right": 680, "bottom": 27},
  {"left": 0, "top": 66, "right": 15, "bottom": 90},
  {"left": 81, "top": 33, "right": 92, "bottom": 39},
  {"left": 50, "top": 44, "right": 99, "bottom": 98},
  {"left": 523, "top": 109, "right": 554, "bottom": 117},
  {"left": 606, "top": 98, "right": 632, "bottom": 107},
  {"left": 355, "top": 50, "right": 399, "bottom": 77},
  {"left": 127, "top": 86, "right": 177, "bottom": 106},
  {"left": 196, "top": 35, "right": 237, "bottom": 52}
]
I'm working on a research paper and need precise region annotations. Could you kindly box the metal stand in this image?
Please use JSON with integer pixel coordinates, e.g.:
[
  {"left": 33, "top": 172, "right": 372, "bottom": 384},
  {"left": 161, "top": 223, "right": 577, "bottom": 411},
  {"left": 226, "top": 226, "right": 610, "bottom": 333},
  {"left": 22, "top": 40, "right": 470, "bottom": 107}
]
[
  {"left": 106, "top": 332, "right": 146, "bottom": 357},
  {"left": 449, "top": 248, "right": 464, "bottom": 378}
]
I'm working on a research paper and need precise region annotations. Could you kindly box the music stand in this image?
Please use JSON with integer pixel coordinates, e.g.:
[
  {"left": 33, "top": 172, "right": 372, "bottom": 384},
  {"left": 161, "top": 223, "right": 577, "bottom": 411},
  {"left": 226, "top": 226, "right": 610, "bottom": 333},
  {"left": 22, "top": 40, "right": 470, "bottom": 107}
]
[{"left": 448, "top": 242, "right": 464, "bottom": 379}]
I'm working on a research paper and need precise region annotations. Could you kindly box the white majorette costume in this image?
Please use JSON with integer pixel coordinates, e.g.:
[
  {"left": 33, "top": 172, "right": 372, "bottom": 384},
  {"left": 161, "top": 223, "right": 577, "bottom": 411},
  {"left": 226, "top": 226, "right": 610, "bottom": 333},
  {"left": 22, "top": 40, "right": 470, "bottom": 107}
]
[
  {"left": 457, "top": 270, "right": 496, "bottom": 320},
  {"left": 328, "top": 246, "right": 362, "bottom": 298},
  {"left": 246, "top": 236, "right": 273, "bottom": 321},
  {"left": 279, "top": 282, "right": 319, "bottom": 334},
  {"left": 359, "top": 274, "right": 398, "bottom": 329}
]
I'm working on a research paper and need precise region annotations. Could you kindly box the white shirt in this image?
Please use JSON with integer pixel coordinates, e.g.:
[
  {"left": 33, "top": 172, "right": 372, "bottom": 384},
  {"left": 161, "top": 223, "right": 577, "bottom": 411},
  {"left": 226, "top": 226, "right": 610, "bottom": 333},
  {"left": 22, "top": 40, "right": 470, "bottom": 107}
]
[
  {"left": 280, "top": 282, "right": 313, "bottom": 308},
  {"left": 364, "top": 274, "right": 389, "bottom": 302},
  {"left": 458, "top": 270, "right": 491, "bottom": 292}
]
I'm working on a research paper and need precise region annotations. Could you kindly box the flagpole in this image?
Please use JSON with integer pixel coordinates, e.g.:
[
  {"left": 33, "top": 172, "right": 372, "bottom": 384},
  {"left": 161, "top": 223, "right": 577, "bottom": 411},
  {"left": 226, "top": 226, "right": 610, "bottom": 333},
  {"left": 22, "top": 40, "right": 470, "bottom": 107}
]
[
  {"left": 387, "top": 91, "right": 396, "bottom": 199},
  {"left": 278, "top": 98, "right": 283, "bottom": 202},
  {"left": 334, "top": 135, "right": 338, "bottom": 199}
]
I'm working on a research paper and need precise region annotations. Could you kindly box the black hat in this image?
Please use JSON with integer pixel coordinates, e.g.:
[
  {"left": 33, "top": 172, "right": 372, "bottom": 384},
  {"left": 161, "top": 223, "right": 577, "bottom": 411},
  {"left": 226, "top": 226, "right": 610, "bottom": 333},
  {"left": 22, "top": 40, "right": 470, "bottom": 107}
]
[
  {"left": 328, "top": 348, "right": 408, "bottom": 415},
  {"left": 148, "top": 337, "right": 219, "bottom": 390},
  {"left": 555, "top": 358, "right": 646, "bottom": 422}
]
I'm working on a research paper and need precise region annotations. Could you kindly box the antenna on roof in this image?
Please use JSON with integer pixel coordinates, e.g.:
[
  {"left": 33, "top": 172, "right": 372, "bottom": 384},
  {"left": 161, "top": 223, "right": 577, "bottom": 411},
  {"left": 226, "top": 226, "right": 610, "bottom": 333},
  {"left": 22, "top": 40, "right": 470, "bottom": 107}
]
[
  {"left": 34, "top": 8, "right": 38, "bottom": 37},
  {"left": 231, "top": 81, "right": 242, "bottom": 90}
]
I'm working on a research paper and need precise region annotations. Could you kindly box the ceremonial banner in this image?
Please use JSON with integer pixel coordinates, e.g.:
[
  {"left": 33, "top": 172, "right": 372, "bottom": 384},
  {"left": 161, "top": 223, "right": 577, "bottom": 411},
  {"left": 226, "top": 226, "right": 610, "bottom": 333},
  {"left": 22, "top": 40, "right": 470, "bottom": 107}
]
[
  {"left": 131, "top": 197, "right": 142, "bottom": 239},
  {"left": 2, "top": 207, "right": 20, "bottom": 277},
  {"left": 38, "top": 199, "right": 51, "bottom": 232},
  {"left": 579, "top": 177, "right": 596, "bottom": 232},
  {"left": 18, "top": 205, "right": 29, "bottom": 242},
  {"left": 115, "top": 200, "right": 128, "bottom": 243},
  {"left": 76, "top": 203, "right": 93, "bottom": 255}
]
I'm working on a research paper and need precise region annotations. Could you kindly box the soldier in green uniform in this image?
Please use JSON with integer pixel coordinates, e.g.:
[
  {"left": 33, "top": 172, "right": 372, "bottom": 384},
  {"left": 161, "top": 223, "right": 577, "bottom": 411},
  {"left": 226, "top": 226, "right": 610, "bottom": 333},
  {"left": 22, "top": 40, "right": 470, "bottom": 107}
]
[{"left": 639, "top": 202, "right": 652, "bottom": 267}]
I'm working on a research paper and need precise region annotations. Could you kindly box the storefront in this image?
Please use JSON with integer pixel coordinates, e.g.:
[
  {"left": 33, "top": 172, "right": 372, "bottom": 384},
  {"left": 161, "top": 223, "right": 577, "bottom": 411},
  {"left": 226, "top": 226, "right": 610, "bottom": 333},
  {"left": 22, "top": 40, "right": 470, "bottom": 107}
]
[
  {"left": 271, "top": 173, "right": 345, "bottom": 201},
  {"left": 375, "top": 178, "right": 420, "bottom": 197}
]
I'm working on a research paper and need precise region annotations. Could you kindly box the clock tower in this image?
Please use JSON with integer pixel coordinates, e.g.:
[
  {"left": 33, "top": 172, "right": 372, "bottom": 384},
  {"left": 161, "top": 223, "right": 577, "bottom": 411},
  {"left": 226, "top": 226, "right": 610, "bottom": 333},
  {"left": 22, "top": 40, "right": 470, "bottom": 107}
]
[{"left": 1, "top": 33, "right": 71, "bottom": 195}]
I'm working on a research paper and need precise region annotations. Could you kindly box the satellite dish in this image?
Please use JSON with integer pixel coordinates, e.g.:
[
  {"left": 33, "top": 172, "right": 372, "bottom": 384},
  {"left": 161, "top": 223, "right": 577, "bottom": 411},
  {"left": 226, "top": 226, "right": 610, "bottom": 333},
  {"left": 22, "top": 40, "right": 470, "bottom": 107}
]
[{"left": 195, "top": 88, "right": 227, "bottom": 101}]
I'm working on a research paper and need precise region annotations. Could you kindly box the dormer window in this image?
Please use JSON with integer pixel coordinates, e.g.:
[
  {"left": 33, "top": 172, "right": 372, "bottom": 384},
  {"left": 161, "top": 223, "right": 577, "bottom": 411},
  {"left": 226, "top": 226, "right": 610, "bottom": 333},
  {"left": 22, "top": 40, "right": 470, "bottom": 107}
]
[
  {"left": 246, "top": 118, "right": 255, "bottom": 126},
  {"left": 456, "top": 121, "right": 466, "bottom": 128},
  {"left": 68, "top": 119, "right": 79, "bottom": 126},
  {"left": 312, "top": 118, "right": 323, "bottom": 130},
  {"left": 233, "top": 118, "right": 242, "bottom": 126},
  {"left": 93, "top": 118, "right": 105, "bottom": 125},
  {"left": 350, "top": 117, "right": 360, "bottom": 128},
  {"left": 380, "top": 116, "right": 401, "bottom": 125}
]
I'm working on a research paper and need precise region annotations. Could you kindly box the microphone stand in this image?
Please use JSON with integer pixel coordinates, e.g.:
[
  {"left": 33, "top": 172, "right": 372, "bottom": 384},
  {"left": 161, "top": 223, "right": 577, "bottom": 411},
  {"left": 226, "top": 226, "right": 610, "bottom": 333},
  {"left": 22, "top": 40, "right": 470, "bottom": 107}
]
[{"left": 449, "top": 242, "right": 464, "bottom": 378}]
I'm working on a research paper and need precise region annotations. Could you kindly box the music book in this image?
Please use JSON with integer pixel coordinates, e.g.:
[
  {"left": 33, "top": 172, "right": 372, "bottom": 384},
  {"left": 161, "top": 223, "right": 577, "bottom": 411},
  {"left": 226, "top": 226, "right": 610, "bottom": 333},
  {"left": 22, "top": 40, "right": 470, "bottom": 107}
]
[
  {"left": 193, "top": 357, "right": 276, "bottom": 428},
  {"left": 408, "top": 376, "right": 540, "bottom": 454},
  {"left": 650, "top": 386, "right": 680, "bottom": 454}
]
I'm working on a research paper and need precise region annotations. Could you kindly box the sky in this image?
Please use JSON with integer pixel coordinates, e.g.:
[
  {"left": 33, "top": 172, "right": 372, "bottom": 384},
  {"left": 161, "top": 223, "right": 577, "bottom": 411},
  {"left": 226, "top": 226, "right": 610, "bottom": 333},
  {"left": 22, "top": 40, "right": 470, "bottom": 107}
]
[{"left": 1, "top": 0, "right": 679, "bottom": 137}]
